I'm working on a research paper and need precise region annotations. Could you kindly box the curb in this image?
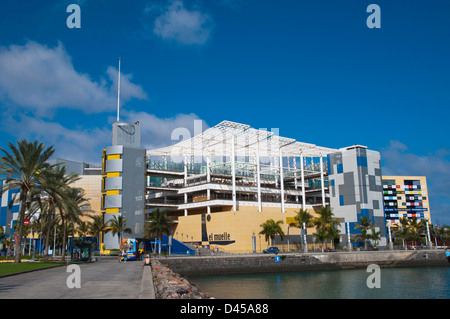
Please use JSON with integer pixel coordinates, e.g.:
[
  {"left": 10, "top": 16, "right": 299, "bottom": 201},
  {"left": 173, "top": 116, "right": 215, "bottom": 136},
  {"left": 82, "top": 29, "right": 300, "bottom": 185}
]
[{"left": 139, "top": 266, "right": 156, "bottom": 299}]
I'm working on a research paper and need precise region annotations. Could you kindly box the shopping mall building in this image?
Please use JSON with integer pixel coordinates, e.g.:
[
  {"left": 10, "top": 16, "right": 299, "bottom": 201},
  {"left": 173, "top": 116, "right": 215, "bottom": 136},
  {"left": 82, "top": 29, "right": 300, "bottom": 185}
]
[
  {"left": 0, "top": 119, "right": 433, "bottom": 254},
  {"left": 100, "top": 119, "right": 404, "bottom": 253}
]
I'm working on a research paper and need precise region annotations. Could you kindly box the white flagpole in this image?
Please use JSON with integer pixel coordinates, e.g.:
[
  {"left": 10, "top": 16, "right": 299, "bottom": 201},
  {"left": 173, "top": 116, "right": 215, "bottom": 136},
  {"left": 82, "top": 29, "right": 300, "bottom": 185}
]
[{"left": 117, "top": 57, "right": 121, "bottom": 122}]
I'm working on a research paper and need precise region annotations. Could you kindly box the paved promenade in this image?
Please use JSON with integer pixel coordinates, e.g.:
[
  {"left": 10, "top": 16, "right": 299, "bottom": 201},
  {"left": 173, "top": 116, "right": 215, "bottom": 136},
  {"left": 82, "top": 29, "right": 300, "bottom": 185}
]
[{"left": 0, "top": 257, "right": 155, "bottom": 299}]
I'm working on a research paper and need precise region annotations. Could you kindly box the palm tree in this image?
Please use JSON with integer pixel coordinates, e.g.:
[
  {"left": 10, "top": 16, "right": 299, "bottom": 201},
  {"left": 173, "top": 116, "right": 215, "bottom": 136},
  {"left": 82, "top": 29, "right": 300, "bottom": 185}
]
[
  {"left": 89, "top": 215, "right": 110, "bottom": 253},
  {"left": 107, "top": 215, "right": 132, "bottom": 246},
  {"left": 328, "top": 225, "right": 341, "bottom": 250},
  {"left": 313, "top": 206, "right": 340, "bottom": 250},
  {"left": 1, "top": 237, "right": 13, "bottom": 257},
  {"left": 12, "top": 222, "right": 31, "bottom": 255},
  {"left": 314, "top": 206, "right": 340, "bottom": 230},
  {"left": 291, "top": 208, "right": 314, "bottom": 252},
  {"left": 436, "top": 224, "right": 450, "bottom": 246},
  {"left": 37, "top": 165, "right": 80, "bottom": 261},
  {"left": 59, "top": 187, "right": 88, "bottom": 261},
  {"left": 394, "top": 222, "right": 410, "bottom": 250},
  {"left": 76, "top": 221, "right": 92, "bottom": 242},
  {"left": 29, "top": 217, "right": 45, "bottom": 256},
  {"left": 292, "top": 208, "right": 313, "bottom": 228},
  {"left": 354, "top": 216, "right": 374, "bottom": 249},
  {"left": 370, "top": 228, "right": 381, "bottom": 248},
  {"left": 0, "top": 140, "right": 55, "bottom": 263},
  {"left": 259, "top": 219, "right": 284, "bottom": 247},
  {"left": 314, "top": 228, "right": 328, "bottom": 252},
  {"left": 407, "top": 217, "right": 422, "bottom": 246},
  {"left": 144, "top": 208, "right": 172, "bottom": 240}
]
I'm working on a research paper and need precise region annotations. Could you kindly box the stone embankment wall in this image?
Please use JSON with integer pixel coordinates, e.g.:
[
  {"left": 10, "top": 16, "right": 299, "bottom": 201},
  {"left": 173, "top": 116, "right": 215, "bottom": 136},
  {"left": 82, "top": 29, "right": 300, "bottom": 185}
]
[
  {"left": 151, "top": 260, "right": 211, "bottom": 299},
  {"left": 158, "top": 250, "right": 448, "bottom": 277}
]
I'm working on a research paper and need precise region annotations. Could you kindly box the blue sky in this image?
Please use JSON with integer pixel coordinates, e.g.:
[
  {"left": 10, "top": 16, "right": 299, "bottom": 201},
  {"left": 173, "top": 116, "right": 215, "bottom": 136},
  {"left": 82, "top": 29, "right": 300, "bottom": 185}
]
[{"left": 0, "top": 0, "right": 450, "bottom": 224}]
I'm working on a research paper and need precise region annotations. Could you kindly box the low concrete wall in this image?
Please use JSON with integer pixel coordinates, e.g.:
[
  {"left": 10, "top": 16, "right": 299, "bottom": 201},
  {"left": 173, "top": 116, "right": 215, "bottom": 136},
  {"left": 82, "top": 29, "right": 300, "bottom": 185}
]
[
  {"left": 139, "top": 266, "right": 156, "bottom": 299},
  {"left": 157, "top": 250, "right": 448, "bottom": 277}
]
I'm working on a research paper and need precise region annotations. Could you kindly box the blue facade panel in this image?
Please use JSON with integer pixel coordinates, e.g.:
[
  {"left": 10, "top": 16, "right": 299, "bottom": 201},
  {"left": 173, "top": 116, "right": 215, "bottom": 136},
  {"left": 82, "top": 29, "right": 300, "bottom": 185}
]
[
  {"left": 339, "top": 195, "right": 344, "bottom": 206},
  {"left": 357, "top": 156, "right": 368, "bottom": 167}
]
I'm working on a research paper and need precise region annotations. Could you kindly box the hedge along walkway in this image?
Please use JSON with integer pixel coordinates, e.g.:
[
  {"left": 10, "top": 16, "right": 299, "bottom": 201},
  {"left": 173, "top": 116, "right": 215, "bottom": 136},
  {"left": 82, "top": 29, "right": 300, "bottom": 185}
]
[{"left": 0, "top": 261, "right": 67, "bottom": 277}]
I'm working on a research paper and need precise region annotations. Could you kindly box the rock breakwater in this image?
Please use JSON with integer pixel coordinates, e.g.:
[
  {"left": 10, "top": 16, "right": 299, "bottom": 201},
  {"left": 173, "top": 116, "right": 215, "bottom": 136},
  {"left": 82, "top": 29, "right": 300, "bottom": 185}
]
[{"left": 151, "top": 260, "right": 212, "bottom": 299}]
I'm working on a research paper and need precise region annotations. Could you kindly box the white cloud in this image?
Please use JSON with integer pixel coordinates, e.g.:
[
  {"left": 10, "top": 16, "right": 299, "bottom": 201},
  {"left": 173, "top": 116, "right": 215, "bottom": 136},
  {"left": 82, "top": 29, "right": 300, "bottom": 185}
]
[
  {"left": 152, "top": 0, "right": 213, "bottom": 45},
  {"left": 121, "top": 110, "right": 209, "bottom": 150},
  {"left": 1, "top": 110, "right": 209, "bottom": 164},
  {"left": 0, "top": 41, "right": 146, "bottom": 117},
  {"left": 0, "top": 40, "right": 210, "bottom": 165},
  {"left": 2, "top": 113, "right": 110, "bottom": 163}
]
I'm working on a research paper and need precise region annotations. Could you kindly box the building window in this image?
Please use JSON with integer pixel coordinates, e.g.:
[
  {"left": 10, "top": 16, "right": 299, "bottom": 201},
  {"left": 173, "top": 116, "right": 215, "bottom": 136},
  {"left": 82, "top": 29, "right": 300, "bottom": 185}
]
[
  {"left": 339, "top": 195, "right": 344, "bottom": 206},
  {"left": 404, "top": 180, "right": 420, "bottom": 186}
]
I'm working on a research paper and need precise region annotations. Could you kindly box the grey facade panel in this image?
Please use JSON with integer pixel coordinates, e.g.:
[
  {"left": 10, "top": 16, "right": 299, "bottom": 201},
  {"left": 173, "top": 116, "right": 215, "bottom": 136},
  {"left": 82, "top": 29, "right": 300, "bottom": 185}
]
[
  {"left": 104, "top": 176, "right": 123, "bottom": 190},
  {"left": 369, "top": 175, "right": 376, "bottom": 191},
  {"left": 373, "top": 199, "right": 380, "bottom": 210},
  {"left": 339, "top": 172, "right": 356, "bottom": 205},
  {"left": 374, "top": 168, "right": 382, "bottom": 177},
  {"left": 357, "top": 147, "right": 367, "bottom": 157},
  {"left": 120, "top": 147, "right": 146, "bottom": 239},
  {"left": 104, "top": 194, "right": 122, "bottom": 208},
  {"left": 374, "top": 216, "right": 387, "bottom": 238},
  {"left": 106, "top": 145, "right": 124, "bottom": 155},
  {"left": 105, "top": 159, "right": 123, "bottom": 173}
]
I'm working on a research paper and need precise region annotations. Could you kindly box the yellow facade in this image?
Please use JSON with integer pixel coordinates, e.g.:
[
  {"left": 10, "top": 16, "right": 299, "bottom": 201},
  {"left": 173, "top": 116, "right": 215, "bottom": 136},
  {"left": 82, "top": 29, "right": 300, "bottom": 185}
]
[
  {"left": 173, "top": 206, "right": 320, "bottom": 253},
  {"left": 71, "top": 175, "right": 103, "bottom": 222}
]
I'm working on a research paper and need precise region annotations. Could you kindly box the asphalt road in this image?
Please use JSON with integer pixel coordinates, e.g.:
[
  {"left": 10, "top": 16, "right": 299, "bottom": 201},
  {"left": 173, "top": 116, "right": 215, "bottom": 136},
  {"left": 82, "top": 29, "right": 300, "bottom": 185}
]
[{"left": 0, "top": 256, "right": 155, "bottom": 299}]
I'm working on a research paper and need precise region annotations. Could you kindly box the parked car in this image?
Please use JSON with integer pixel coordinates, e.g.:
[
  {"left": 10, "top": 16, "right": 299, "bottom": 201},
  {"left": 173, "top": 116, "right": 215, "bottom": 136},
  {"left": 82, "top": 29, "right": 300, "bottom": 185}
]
[{"left": 263, "top": 247, "right": 279, "bottom": 254}]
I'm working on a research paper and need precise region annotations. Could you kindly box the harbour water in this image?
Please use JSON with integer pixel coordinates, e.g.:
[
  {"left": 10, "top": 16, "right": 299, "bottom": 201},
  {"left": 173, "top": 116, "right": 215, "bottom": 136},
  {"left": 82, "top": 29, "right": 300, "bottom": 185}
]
[{"left": 188, "top": 266, "right": 450, "bottom": 299}]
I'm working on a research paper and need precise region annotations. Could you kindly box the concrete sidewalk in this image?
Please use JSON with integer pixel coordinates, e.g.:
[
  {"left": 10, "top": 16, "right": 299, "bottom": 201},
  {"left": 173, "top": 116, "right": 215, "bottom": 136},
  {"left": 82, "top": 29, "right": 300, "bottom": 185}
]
[{"left": 0, "top": 257, "right": 156, "bottom": 299}]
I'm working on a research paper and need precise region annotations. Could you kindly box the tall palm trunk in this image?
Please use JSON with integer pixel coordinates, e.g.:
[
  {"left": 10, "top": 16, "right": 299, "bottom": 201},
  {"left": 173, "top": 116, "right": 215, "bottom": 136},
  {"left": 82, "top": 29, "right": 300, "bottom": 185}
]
[
  {"left": 15, "top": 190, "right": 28, "bottom": 263},
  {"left": 43, "top": 203, "right": 54, "bottom": 261},
  {"left": 61, "top": 218, "right": 68, "bottom": 262}
]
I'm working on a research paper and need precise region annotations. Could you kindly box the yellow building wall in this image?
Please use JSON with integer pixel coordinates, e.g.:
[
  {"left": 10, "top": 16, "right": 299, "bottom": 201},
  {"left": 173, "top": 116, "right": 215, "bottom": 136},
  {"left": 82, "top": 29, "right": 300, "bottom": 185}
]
[
  {"left": 71, "top": 175, "right": 103, "bottom": 222},
  {"left": 173, "top": 206, "right": 319, "bottom": 253}
]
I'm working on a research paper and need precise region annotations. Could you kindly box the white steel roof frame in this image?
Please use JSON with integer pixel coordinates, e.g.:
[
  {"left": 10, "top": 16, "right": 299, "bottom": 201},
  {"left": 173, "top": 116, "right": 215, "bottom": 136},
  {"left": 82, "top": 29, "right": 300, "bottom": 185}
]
[{"left": 146, "top": 120, "right": 337, "bottom": 159}]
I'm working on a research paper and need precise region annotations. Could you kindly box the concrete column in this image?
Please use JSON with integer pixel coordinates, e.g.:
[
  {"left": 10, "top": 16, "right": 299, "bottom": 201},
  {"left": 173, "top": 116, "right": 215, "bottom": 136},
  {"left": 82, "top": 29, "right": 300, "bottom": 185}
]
[
  {"left": 256, "top": 138, "right": 262, "bottom": 212},
  {"left": 231, "top": 134, "right": 236, "bottom": 212},
  {"left": 300, "top": 154, "right": 306, "bottom": 209},
  {"left": 206, "top": 153, "right": 211, "bottom": 183},
  {"left": 279, "top": 148, "right": 285, "bottom": 213},
  {"left": 347, "top": 222, "right": 353, "bottom": 251},
  {"left": 320, "top": 156, "right": 325, "bottom": 206},
  {"left": 207, "top": 152, "right": 211, "bottom": 214},
  {"left": 294, "top": 157, "right": 298, "bottom": 203},
  {"left": 184, "top": 154, "right": 188, "bottom": 216}
]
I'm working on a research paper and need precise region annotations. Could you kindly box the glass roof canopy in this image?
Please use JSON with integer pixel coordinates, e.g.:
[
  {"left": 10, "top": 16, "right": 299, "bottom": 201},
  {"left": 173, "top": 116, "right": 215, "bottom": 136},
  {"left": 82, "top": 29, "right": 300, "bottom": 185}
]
[{"left": 146, "top": 120, "right": 338, "bottom": 159}]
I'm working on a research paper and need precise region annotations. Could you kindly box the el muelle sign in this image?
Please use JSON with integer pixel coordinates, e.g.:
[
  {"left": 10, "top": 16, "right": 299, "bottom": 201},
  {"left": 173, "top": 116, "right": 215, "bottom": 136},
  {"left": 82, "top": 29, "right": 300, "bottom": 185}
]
[{"left": 208, "top": 232, "right": 235, "bottom": 245}]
